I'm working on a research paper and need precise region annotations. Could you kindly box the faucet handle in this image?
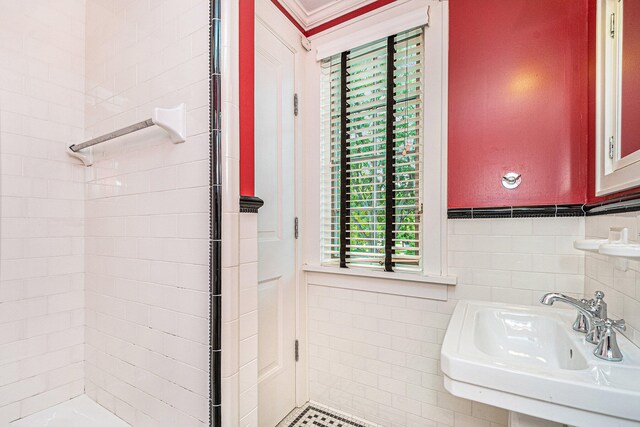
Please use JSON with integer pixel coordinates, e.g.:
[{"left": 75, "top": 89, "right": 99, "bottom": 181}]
[
  {"left": 593, "top": 291, "right": 605, "bottom": 311},
  {"left": 593, "top": 318, "right": 627, "bottom": 336},
  {"left": 588, "top": 316, "right": 617, "bottom": 344},
  {"left": 593, "top": 318, "right": 625, "bottom": 362},
  {"left": 592, "top": 291, "right": 608, "bottom": 320},
  {"left": 593, "top": 318, "right": 626, "bottom": 331},
  {"left": 612, "top": 318, "right": 626, "bottom": 331}
]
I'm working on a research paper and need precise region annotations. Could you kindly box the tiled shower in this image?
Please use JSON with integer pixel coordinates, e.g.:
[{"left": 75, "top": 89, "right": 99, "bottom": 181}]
[{"left": 0, "top": 0, "right": 221, "bottom": 425}]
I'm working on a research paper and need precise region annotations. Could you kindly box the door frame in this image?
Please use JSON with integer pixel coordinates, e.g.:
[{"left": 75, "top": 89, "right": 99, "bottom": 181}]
[{"left": 255, "top": 0, "right": 309, "bottom": 409}]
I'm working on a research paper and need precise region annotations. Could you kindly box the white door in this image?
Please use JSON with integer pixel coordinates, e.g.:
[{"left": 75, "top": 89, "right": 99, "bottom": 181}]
[{"left": 255, "top": 18, "right": 297, "bottom": 427}]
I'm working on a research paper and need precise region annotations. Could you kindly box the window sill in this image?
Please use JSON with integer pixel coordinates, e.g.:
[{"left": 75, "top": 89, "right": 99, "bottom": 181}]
[{"left": 302, "top": 265, "right": 456, "bottom": 300}]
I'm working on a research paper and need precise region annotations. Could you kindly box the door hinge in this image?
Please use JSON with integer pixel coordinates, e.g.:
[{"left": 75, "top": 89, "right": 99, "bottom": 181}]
[
  {"left": 609, "top": 136, "right": 615, "bottom": 159},
  {"left": 294, "top": 217, "right": 299, "bottom": 239},
  {"left": 610, "top": 13, "right": 616, "bottom": 38},
  {"left": 295, "top": 339, "right": 299, "bottom": 362},
  {"left": 294, "top": 93, "right": 299, "bottom": 116}
]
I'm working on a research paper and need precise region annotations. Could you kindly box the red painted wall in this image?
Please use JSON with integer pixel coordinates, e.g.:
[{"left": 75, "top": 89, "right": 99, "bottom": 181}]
[
  {"left": 448, "top": 0, "right": 590, "bottom": 208},
  {"left": 240, "top": 0, "right": 255, "bottom": 197}
]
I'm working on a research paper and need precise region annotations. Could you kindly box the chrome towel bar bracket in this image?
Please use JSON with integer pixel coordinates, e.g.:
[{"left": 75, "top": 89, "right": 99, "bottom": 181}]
[{"left": 67, "top": 103, "right": 186, "bottom": 166}]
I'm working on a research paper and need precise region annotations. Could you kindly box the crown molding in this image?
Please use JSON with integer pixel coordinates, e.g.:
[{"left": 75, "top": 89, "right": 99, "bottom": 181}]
[{"left": 275, "top": 0, "right": 377, "bottom": 30}]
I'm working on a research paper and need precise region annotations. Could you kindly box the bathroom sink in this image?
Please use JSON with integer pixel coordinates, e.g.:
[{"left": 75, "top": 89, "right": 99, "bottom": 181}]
[
  {"left": 473, "top": 309, "right": 589, "bottom": 370},
  {"left": 442, "top": 301, "right": 640, "bottom": 427}
]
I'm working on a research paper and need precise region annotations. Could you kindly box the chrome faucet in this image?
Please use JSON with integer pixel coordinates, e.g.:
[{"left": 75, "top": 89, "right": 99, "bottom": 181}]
[
  {"left": 540, "top": 291, "right": 626, "bottom": 362},
  {"left": 569, "top": 291, "right": 607, "bottom": 341},
  {"left": 540, "top": 293, "right": 597, "bottom": 334}
]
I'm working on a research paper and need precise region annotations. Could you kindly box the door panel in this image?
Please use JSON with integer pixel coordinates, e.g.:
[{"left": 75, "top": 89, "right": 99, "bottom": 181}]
[
  {"left": 258, "top": 277, "right": 282, "bottom": 375},
  {"left": 255, "top": 18, "right": 296, "bottom": 427}
]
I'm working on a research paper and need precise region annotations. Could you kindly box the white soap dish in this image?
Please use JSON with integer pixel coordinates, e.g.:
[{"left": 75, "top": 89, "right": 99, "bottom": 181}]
[
  {"left": 573, "top": 239, "right": 608, "bottom": 253},
  {"left": 573, "top": 228, "right": 639, "bottom": 266},
  {"left": 598, "top": 243, "right": 640, "bottom": 259}
]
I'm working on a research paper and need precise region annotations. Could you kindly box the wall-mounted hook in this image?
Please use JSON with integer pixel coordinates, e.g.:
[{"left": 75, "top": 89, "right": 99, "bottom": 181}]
[{"left": 502, "top": 172, "right": 522, "bottom": 189}]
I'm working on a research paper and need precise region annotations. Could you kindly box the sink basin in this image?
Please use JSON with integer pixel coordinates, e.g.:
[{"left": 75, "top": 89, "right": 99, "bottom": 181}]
[
  {"left": 474, "top": 309, "right": 589, "bottom": 370},
  {"left": 442, "top": 301, "right": 640, "bottom": 427}
]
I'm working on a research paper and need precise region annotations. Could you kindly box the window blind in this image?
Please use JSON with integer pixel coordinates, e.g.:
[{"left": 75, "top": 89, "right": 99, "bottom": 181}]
[{"left": 320, "top": 27, "right": 424, "bottom": 272}]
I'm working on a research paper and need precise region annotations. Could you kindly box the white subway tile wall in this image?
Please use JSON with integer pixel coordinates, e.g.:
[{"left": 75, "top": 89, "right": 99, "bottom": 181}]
[
  {"left": 585, "top": 213, "right": 640, "bottom": 348},
  {"left": 308, "top": 217, "right": 585, "bottom": 427},
  {"left": 448, "top": 218, "right": 585, "bottom": 303},
  {"left": 83, "top": 0, "right": 210, "bottom": 425},
  {"left": 0, "top": 2, "right": 87, "bottom": 424},
  {"left": 219, "top": 0, "right": 260, "bottom": 423},
  {"left": 236, "top": 215, "right": 259, "bottom": 426}
]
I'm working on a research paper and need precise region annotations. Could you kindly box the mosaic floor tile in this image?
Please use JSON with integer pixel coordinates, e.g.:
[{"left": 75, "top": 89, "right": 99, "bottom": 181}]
[{"left": 278, "top": 403, "right": 377, "bottom": 427}]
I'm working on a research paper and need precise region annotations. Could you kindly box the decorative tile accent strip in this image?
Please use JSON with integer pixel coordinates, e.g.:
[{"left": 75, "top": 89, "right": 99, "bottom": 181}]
[
  {"left": 472, "top": 207, "right": 512, "bottom": 219},
  {"left": 449, "top": 193, "right": 640, "bottom": 219},
  {"left": 512, "top": 205, "right": 558, "bottom": 218},
  {"left": 447, "top": 208, "right": 473, "bottom": 219},
  {"left": 448, "top": 204, "right": 584, "bottom": 219},
  {"left": 556, "top": 204, "right": 586, "bottom": 216},
  {"left": 584, "top": 197, "right": 640, "bottom": 216},
  {"left": 210, "top": 0, "right": 223, "bottom": 424},
  {"left": 239, "top": 195, "right": 265, "bottom": 213},
  {"left": 278, "top": 404, "right": 377, "bottom": 427}
]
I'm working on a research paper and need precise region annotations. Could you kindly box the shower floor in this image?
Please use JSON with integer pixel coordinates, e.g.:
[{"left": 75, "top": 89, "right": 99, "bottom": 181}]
[
  {"left": 277, "top": 402, "right": 378, "bottom": 427},
  {"left": 10, "top": 395, "right": 131, "bottom": 427}
]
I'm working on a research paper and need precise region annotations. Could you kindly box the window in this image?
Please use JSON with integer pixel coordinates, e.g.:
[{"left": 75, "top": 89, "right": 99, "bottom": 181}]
[
  {"left": 596, "top": 0, "right": 640, "bottom": 195},
  {"left": 320, "top": 28, "right": 424, "bottom": 273}
]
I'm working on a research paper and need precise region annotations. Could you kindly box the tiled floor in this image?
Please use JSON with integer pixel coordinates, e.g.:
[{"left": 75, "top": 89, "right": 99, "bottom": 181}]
[{"left": 278, "top": 403, "right": 377, "bottom": 427}]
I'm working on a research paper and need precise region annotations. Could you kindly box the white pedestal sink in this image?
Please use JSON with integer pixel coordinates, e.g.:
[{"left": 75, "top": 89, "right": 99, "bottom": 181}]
[{"left": 441, "top": 301, "right": 640, "bottom": 427}]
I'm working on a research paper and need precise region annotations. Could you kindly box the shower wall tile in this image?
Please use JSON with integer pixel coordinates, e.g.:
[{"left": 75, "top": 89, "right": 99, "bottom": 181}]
[
  {"left": 0, "top": 1, "right": 87, "bottom": 424},
  {"left": 83, "top": 0, "right": 211, "bottom": 425}
]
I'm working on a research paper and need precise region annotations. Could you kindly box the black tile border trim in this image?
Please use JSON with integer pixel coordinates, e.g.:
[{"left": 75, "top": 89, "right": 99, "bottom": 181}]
[
  {"left": 583, "top": 191, "right": 640, "bottom": 216},
  {"left": 449, "top": 193, "right": 640, "bottom": 219},
  {"left": 240, "top": 195, "right": 265, "bottom": 213},
  {"left": 209, "top": 0, "right": 222, "bottom": 425},
  {"left": 448, "top": 204, "right": 584, "bottom": 219}
]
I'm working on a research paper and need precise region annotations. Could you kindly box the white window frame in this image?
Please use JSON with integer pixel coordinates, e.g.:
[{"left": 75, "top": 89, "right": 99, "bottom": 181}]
[
  {"left": 300, "top": 0, "right": 454, "bottom": 298},
  {"left": 596, "top": 0, "right": 640, "bottom": 195}
]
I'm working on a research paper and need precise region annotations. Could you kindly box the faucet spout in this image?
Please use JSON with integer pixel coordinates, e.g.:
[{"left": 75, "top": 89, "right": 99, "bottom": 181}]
[{"left": 540, "top": 293, "right": 596, "bottom": 333}]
